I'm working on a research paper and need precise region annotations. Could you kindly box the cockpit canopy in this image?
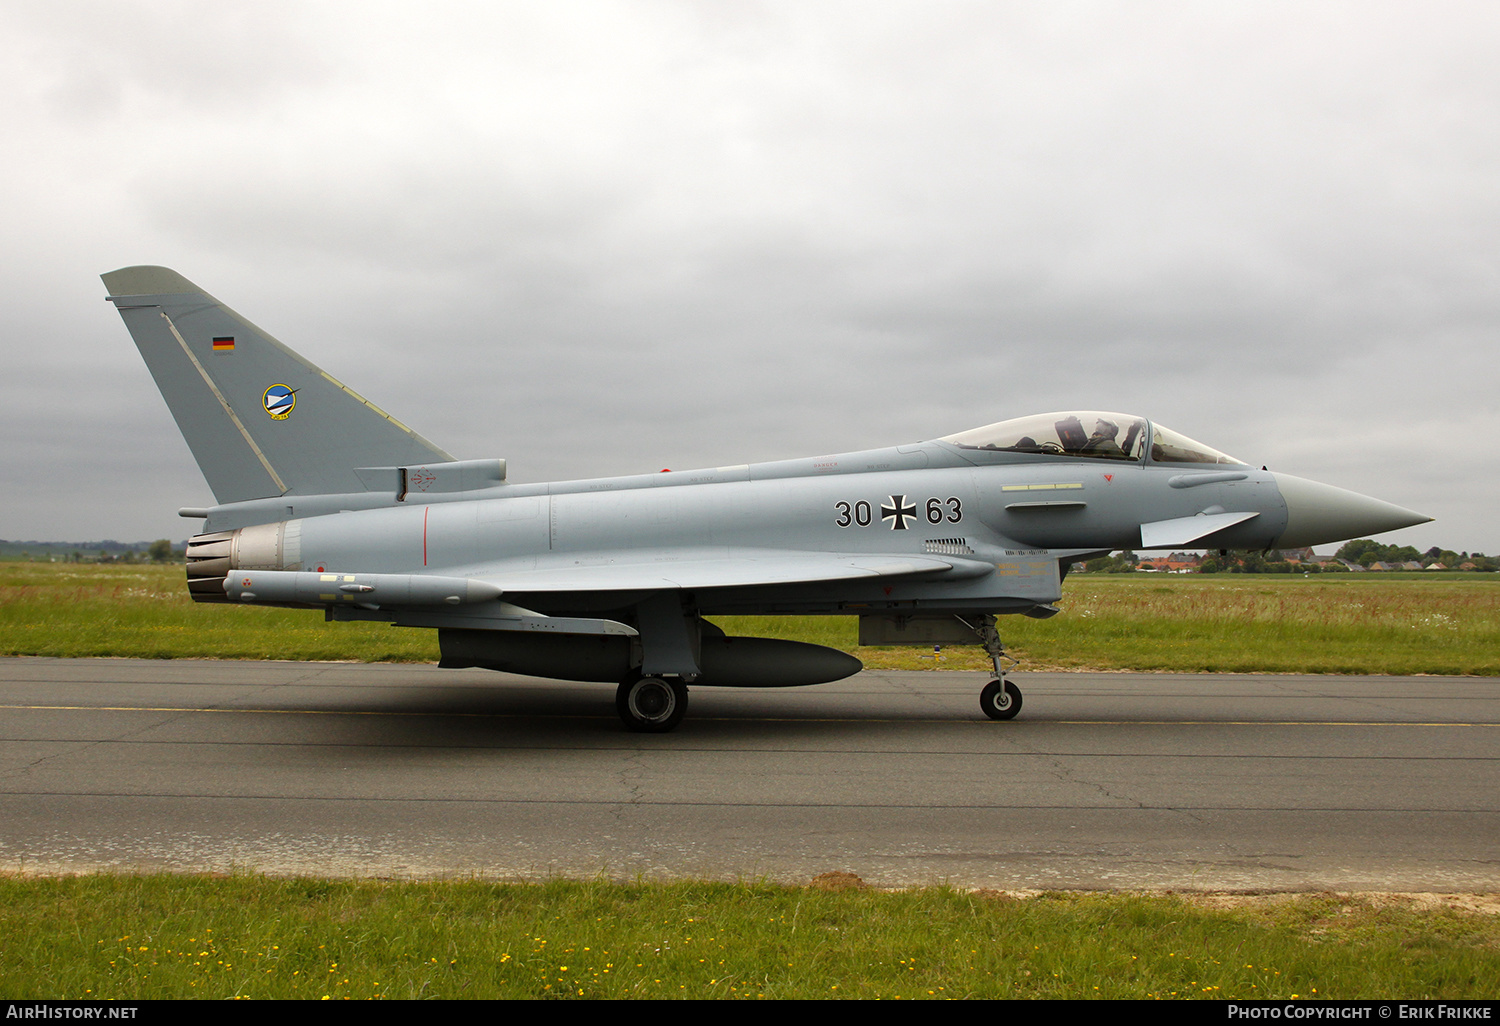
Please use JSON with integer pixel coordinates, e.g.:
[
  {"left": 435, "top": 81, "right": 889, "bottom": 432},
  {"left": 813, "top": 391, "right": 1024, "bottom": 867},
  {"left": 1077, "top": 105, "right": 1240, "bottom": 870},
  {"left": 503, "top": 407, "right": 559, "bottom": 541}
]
[{"left": 940, "top": 412, "right": 1245, "bottom": 466}]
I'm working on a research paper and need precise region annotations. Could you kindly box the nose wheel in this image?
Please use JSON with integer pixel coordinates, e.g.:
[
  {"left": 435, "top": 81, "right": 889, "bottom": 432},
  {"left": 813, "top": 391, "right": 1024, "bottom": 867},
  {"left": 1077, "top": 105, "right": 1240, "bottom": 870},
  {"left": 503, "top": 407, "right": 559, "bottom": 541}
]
[
  {"left": 616, "top": 675, "right": 688, "bottom": 733},
  {"left": 980, "top": 678, "right": 1022, "bottom": 720}
]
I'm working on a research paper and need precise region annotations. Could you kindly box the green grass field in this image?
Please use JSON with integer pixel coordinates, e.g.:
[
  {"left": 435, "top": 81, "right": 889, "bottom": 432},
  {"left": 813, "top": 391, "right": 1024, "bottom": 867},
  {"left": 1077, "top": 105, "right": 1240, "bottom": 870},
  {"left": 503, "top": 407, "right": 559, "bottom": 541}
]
[
  {"left": 1, "top": 876, "right": 1496, "bottom": 1000},
  {"left": 4, "top": 564, "right": 1497, "bottom": 999},
  {"left": 2, "top": 563, "right": 1496, "bottom": 674}
]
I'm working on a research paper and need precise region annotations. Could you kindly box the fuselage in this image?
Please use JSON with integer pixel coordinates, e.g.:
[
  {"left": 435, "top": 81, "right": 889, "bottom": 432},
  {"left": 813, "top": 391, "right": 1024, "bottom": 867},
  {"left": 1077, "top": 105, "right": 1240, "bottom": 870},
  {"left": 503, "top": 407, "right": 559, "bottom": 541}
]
[{"left": 189, "top": 412, "right": 1424, "bottom": 624}]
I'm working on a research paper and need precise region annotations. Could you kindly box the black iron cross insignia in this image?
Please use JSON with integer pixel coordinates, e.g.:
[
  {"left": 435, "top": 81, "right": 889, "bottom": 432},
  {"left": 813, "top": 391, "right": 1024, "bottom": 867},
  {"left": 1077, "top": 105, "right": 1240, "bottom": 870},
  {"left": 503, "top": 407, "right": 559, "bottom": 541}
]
[{"left": 881, "top": 494, "right": 917, "bottom": 530}]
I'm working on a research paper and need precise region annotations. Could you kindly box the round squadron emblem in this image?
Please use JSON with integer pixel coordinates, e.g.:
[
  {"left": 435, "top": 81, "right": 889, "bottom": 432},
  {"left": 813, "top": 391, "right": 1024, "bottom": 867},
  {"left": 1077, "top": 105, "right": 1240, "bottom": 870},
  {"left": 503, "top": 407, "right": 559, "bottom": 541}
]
[{"left": 263, "top": 384, "right": 296, "bottom": 420}]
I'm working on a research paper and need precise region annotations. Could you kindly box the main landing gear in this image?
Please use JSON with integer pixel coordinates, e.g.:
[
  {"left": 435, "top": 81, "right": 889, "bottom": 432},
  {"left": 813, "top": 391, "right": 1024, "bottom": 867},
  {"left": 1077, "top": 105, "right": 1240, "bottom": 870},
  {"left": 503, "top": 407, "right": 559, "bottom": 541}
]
[
  {"left": 966, "top": 613, "right": 1022, "bottom": 721},
  {"left": 616, "top": 675, "right": 688, "bottom": 733}
]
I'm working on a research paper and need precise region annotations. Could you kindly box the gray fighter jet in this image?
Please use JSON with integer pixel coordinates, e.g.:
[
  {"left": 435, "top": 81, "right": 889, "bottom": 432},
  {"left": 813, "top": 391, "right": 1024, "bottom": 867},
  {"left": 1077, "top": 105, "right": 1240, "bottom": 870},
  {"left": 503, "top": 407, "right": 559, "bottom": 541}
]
[{"left": 103, "top": 266, "right": 1431, "bottom": 731}]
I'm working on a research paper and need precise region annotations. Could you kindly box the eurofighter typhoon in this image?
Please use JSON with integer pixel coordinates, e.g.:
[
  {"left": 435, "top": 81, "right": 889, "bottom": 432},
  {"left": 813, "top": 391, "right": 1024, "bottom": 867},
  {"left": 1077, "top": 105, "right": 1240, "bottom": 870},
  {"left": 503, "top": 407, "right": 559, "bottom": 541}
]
[{"left": 104, "top": 267, "right": 1431, "bottom": 731}]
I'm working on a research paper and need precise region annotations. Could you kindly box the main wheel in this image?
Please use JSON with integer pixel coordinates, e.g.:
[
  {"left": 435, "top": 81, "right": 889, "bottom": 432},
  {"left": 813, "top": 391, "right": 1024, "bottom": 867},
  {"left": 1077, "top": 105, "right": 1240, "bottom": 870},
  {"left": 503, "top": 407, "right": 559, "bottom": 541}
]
[
  {"left": 616, "top": 676, "right": 688, "bottom": 733},
  {"left": 979, "top": 679, "right": 1022, "bottom": 721}
]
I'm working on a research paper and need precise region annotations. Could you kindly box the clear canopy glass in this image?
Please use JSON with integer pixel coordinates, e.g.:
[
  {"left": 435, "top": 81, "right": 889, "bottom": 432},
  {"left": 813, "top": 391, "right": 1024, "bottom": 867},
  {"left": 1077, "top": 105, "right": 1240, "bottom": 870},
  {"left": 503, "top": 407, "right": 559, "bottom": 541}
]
[
  {"left": 1147, "top": 422, "right": 1246, "bottom": 465},
  {"left": 940, "top": 412, "right": 1245, "bottom": 466}
]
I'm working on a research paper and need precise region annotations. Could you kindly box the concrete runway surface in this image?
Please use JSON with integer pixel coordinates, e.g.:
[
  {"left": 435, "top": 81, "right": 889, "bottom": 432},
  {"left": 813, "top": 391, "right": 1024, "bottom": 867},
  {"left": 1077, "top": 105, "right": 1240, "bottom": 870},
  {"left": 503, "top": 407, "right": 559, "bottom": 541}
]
[{"left": 2, "top": 657, "right": 1497, "bottom": 890}]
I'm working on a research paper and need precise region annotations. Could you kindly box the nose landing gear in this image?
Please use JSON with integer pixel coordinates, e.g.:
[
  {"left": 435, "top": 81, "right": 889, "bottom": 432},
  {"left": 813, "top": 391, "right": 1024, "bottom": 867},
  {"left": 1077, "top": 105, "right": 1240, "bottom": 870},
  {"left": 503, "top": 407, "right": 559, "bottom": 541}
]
[{"left": 965, "top": 613, "right": 1023, "bottom": 721}]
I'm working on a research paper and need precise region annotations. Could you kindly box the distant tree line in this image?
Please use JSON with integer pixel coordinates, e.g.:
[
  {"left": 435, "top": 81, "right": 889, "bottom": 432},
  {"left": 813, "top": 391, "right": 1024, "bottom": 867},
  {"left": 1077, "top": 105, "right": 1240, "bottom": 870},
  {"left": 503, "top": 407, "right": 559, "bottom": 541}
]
[
  {"left": 1334, "top": 539, "right": 1422, "bottom": 565},
  {"left": 1197, "top": 552, "right": 1313, "bottom": 574},
  {"left": 1078, "top": 541, "right": 1496, "bottom": 573},
  {"left": 1333, "top": 539, "right": 1495, "bottom": 570},
  {"left": 0, "top": 539, "right": 185, "bottom": 563}
]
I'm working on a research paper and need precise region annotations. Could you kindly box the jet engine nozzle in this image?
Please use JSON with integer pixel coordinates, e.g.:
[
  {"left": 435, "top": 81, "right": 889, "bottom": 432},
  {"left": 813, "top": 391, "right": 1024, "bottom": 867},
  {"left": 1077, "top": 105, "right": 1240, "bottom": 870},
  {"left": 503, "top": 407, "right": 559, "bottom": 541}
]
[
  {"left": 184, "top": 523, "right": 303, "bottom": 603},
  {"left": 1271, "top": 473, "right": 1431, "bottom": 548}
]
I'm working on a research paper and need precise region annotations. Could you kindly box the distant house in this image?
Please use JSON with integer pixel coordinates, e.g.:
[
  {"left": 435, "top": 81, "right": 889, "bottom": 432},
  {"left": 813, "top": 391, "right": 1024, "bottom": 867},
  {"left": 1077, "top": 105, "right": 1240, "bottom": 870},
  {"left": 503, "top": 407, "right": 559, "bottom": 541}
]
[
  {"left": 1137, "top": 556, "right": 1199, "bottom": 573},
  {"left": 1138, "top": 563, "right": 1193, "bottom": 573}
]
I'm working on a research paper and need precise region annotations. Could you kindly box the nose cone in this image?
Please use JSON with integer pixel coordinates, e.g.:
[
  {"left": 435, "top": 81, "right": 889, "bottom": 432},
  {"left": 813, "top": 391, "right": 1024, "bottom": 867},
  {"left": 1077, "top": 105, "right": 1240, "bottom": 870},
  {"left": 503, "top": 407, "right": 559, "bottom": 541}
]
[{"left": 1271, "top": 473, "right": 1432, "bottom": 548}]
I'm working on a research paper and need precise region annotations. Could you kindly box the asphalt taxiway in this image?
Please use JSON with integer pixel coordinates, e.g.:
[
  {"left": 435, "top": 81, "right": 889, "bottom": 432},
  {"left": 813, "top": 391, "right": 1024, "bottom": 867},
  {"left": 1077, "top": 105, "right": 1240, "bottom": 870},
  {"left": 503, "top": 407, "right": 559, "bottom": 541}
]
[{"left": 2, "top": 657, "right": 1497, "bottom": 890}]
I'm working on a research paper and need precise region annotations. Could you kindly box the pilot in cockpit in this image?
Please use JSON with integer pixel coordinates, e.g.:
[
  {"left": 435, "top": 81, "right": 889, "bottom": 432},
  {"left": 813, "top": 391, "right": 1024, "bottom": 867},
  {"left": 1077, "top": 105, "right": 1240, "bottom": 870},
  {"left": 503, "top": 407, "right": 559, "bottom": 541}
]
[{"left": 1083, "top": 418, "right": 1123, "bottom": 457}]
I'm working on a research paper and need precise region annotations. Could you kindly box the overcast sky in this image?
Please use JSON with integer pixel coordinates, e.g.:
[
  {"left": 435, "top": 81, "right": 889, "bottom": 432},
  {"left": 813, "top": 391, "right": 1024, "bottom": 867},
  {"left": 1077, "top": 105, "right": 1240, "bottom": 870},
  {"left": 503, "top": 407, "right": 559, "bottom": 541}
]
[{"left": 3, "top": 1, "right": 1495, "bottom": 554}]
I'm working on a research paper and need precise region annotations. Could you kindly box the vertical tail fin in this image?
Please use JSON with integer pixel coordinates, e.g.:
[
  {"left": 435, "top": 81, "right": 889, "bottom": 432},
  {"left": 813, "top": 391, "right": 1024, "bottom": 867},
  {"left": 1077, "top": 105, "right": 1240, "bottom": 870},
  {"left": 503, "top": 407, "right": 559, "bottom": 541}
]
[{"left": 103, "top": 266, "right": 453, "bottom": 504}]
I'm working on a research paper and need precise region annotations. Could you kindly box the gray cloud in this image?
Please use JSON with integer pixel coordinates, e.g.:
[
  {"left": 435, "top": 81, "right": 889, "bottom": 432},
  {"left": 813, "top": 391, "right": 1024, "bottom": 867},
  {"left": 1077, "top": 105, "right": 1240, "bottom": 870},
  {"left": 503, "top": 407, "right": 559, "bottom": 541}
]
[{"left": 1, "top": 1, "right": 1495, "bottom": 554}]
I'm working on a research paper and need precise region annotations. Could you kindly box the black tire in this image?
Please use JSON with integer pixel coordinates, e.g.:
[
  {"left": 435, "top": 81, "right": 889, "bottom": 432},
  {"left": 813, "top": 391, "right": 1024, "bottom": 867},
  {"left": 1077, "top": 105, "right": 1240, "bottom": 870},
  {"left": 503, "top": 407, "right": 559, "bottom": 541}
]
[
  {"left": 616, "top": 676, "right": 688, "bottom": 733},
  {"left": 979, "top": 679, "right": 1022, "bottom": 721}
]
